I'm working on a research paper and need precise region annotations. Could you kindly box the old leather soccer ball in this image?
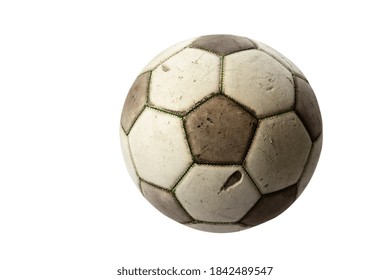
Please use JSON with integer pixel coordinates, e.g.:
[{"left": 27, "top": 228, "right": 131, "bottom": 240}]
[{"left": 120, "top": 35, "right": 322, "bottom": 233}]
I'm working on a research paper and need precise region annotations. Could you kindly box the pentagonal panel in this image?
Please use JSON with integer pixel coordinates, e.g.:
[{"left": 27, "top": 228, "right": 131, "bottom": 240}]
[
  {"left": 297, "top": 133, "right": 323, "bottom": 198},
  {"left": 185, "top": 222, "right": 249, "bottom": 233},
  {"left": 140, "top": 181, "right": 192, "bottom": 223},
  {"left": 240, "top": 184, "right": 297, "bottom": 226},
  {"left": 175, "top": 165, "right": 260, "bottom": 223},
  {"left": 184, "top": 95, "right": 257, "bottom": 164},
  {"left": 129, "top": 108, "right": 192, "bottom": 189},
  {"left": 254, "top": 40, "right": 306, "bottom": 78},
  {"left": 141, "top": 38, "right": 196, "bottom": 73},
  {"left": 244, "top": 112, "right": 312, "bottom": 194},
  {"left": 120, "top": 127, "right": 140, "bottom": 190},
  {"left": 224, "top": 49, "right": 295, "bottom": 118},
  {"left": 120, "top": 72, "right": 149, "bottom": 134},
  {"left": 295, "top": 76, "right": 322, "bottom": 141},
  {"left": 149, "top": 48, "right": 220, "bottom": 113},
  {"left": 190, "top": 34, "right": 256, "bottom": 55}
]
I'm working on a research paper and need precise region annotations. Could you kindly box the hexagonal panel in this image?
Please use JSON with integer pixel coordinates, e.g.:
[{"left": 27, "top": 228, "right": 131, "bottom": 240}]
[
  {"left": 240, "top": 184, "right": 297, "bottom": 226},
  {"left": 149, "top": 48, "right": 220, "bottom": 113},
  {"left": 254, "top": 40, "right": 306, "bottom": 78},
  {"left": 120, "top": 127, "right": 140, "bottom": 190},
  {"left": 297, "top": 133, "right": 323, "bottom": 198},
  {"left": 141, "top": 38, "right": 196, "bottom": 73},
  {"left": 140, "top": 181, "right": 192, "bottom": 223},
  {"left": 244, "top": 112, "right": 312, "bottom": 194},
  {"left": 190, "top": 34, "right": 256, "bottom": 55},
  {"left": 224, "top": 49, "right": 295, "bottom": 118},
  {"left": 175, "top": 165, "right": 260, "bottom": 223},
  {"left": 120, "top": 71, "right": 149, "bottom": 134},
  {"left": 184, "top": 95, "right": 257, "bottom": 164},
  {"left": 129, "top": 108, "right": 192, "bottom": 189},
  {"left": 185, "top": 222, "right": 249, "bottom": 233},
  {"left": 295, "top": 76, "right": 322, "bottom": 141}
]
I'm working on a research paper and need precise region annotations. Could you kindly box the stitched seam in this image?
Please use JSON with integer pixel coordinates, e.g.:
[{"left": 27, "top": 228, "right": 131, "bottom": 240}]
[
  {"left": 292, "top": 184, "right": 298, "bottom": 202},
  {"left": 120, "top": 123, "right": 127, "bottom": 135},
  {"left": 237, "top": 168, "right": 262, "bottom": 225},
  {"left": 182, "top": 119, "right": 195, "bottom": 162},
  {"left": 248, "top": 38, "right": 259, "bottom": 49},
  {"left": 293, "top": 75, "right": 298, "bottom": 111},
  {"left": 171, "top": 163, "right": 196, "bottom": 220},
  {"left": 240, "top": 118, "right": 258, "bottom": 165},
  {"left": 184, "top": 220, "right": 247, "bottom": 226},
  {"left": 181, "top": 92, "right": 222, "bottom": 118},
  {"left": 140, "top": 178, "right": 194, "bottom": 221},
  {"left": 219, "top": 56, "right": 224, "bottom": 92},
  {"left": 188, "top": 45, "right": 223, "bottom": 56},
  {"left": 225, "top": 46, "right": 258, "bottom": 56},
  {"left": 294, "top": 72, "right": 307, "bottom": 81},
  {"left": 239, "top": 183, "right": 298, "bottom": 226},
  {"left": 238, "top": 199, "right": 259, "bottom": 226},
  {"left": 190, "top": 45, "right": 257, "bottom": 57},
  {"left": 140, "top": 178, "right": 169, "bottom": 192},
  {"left": 296, "top": 140, "right": 313, "bottom": 185},
  {"left": 146, "top": 105, "right": 183, "bottom": 119},
  {"left": 236, "top": 222, "right": 249, "bottom": 228},
  {"left": 258, "top": 110, "right": 296, "bottom": 122},
  {"left": 180, "top": 116, "right": 195, "bottom": 162},
  {"left": 294, "top": 112, "right": 314, "bottom": 145},
  {"left": 257, "top": 107, "right": 296, "bottom": 121},
  {"left": 125, "top": 105, "right": 147, "bottom": 135},
  {"left": 295, "top": 132, "right": 322, "bottom": 199},
  {"left": 193, "top": 163, "right": 242, "bottom": 168},
  {"left": 122, "top": 71, "right": 151, "bottom": 134},
  {"left": 242, "top": 165, "right": 262, "bottom": 195},
  {"left": 171, "top": 162, "right": 195, "bottom": 192},
  {"left": 147, "top": 104, "right": 184, "bottom": 118},
  {"left": 242, "top": 119, "right": 261, "bottom": 166},
  {"left": 129, "top": 141, "right": 141, "bottom": 183},
  {"left": 295, "top": 141, "right": 314, "bottom": 200},
  {"left": 148, "top": 93, "right": 225, "bottom": 121},
  {"left": 313, "top": 131, "right": 323, "bottom": 143},
  {"left": 293, "top": 89, "right": 321, "bottom": 142},
  {"left": 172, "top": 191, "right": 195, "bottom": 222},
  {"left": 138, "top": 177, "right": 143, "bottom": 196},
  {"left": 236, "top": 168, "right": 261, "bottom": 224},
  {"left": 193, "top": 159, "right": 243, "bottom": 166},
  {"left": 248, "top": 38, "right": 258, "bottom": 49},
  {"left": 145, "top": 71, "right": 152, "bottom": 103},
  {"left": 221, "top": 93, "right": 257, "bottom": 119},
  {"left": 122, "top": 126, "right": 142, "bottom": 191}
]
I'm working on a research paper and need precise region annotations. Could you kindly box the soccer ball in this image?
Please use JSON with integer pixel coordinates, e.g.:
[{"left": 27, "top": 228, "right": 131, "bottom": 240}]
[{"left": 120, "top": 35, "right": 322, "bottom": 233}]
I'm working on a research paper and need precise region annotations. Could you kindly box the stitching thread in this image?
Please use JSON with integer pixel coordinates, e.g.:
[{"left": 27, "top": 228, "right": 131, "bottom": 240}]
[
  {"left": 183, "top": 220, "right": 249, "bottom": 227},
  {"left": 139, "top": 178, "right": 195, "bottom": 222},
  {"left": 171, "top": 162, "right": 195, "bottom": 193},
  {"left": 295, "top": 132, "right": 322, "bottom": 199},
  {"left": 238, "top": 183, "right": 298, "bottom": 226},
  {"left": 121, "top": 126, "right": 142, "bottom": 192},
  {"left": 219, "top": 56, "right": 224, "bottom": 92}
]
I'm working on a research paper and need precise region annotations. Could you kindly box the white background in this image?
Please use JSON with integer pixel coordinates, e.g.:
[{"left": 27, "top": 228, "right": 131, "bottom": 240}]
[{"left": 1, "top": 1, "right": 389, "bottom": 279}]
